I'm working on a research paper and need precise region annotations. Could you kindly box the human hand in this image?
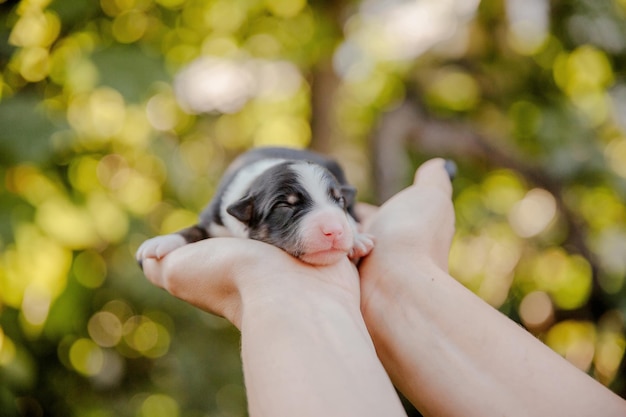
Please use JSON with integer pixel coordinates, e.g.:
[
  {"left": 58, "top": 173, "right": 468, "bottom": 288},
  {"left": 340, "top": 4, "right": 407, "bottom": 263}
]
[
  {"left": 140, "top": 237, "right": 362, "bottom": 329},
  {"left": 359, "top": 158, "right": 455, "bottom": 270},
  {"left": 141, "top": 237, "right": 408, "bottom": 417},
  {"left": 358, "top": 159, "right": 455, "bottom": 315},
  {"left": 356, "top": 160, "right": 626, "bottom": 417},
  {"left": 138, "top": 160, "right": 456, "bottom": 417}
]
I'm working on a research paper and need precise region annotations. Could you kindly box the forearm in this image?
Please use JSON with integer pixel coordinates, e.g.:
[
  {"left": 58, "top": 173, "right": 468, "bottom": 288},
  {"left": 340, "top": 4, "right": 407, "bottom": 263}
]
[
  {"left": 240, "top": 292, "right": 407, "bottom": 417},
  {"left": 360, "top": 257, "right": 626, "bottom": 417},
  {"left": 143, "top": 239, "right": 405, "bottom": 416}
]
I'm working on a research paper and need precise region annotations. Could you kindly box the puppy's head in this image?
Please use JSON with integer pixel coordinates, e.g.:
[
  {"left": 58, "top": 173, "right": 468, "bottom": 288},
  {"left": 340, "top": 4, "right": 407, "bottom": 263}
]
[{"left": 226, "top": 161, "right": 356, "bottom": 265}]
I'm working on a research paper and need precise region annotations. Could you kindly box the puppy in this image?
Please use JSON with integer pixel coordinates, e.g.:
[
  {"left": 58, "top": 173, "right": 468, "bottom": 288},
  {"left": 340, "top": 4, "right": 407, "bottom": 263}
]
[{"left": 136, "top": 147, "right": 374, "bottom": 266}]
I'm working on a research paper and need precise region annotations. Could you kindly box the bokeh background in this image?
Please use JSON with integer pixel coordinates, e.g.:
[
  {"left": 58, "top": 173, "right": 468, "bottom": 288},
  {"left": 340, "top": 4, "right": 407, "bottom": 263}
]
[{"left": 1, "top": 0, "right": 626, "bottom": 415}]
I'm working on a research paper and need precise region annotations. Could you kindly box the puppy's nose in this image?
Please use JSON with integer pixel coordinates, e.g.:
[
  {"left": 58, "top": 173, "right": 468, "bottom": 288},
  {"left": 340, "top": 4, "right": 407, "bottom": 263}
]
[{"left": 321, "top": 222, "right": 344, "bottom": 239}]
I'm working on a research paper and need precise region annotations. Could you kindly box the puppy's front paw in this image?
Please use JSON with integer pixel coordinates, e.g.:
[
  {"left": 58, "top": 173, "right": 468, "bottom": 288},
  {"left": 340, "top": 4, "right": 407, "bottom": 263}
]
[
  {"left": 136, "top": 234, "right": 186, "bottom": 265},
  {"left": 349, "top": 233, "right": 375, "bottom": 260}
]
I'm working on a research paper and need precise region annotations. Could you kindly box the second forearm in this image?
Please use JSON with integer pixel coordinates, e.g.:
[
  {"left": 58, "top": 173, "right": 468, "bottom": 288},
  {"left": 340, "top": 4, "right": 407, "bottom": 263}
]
[{"left": 360, "top": 258, "right": 626, "bottom": 417}]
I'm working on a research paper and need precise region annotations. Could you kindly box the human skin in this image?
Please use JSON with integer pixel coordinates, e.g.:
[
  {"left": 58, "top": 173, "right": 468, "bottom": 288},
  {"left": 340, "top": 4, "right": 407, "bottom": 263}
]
[
  {"left": 358, "top": 158, "right": 626, "bottom": 417},
  {"left": 141, "top": 158, "right": 626, "bottom": 417},
  {"left": 141, "top": 234, "right": 406, "bottom": 417}
]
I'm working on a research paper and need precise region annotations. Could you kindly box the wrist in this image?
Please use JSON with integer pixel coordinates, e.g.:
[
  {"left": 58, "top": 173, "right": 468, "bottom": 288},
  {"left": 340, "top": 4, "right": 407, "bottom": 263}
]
[
  {"left": 238, "top": 261, "right": 364, "bottom": 330},
  {"left": 240, "top": 280, "right": 361, "bottom": 328},
  {"left": 358, "top": 252, "right": 452, "bottom": 352},
  {"left": 238, "top": 266, "right": 407, "bottom": 417},
  {"left": 359, "top": 250, "right": 443, "bottom": 307}
]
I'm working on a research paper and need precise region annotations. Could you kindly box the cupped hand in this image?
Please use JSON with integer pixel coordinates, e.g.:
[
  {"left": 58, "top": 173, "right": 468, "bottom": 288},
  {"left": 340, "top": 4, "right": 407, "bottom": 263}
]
[
  {"left": 358, "top": 158, "right": 455, "bottom": 270},
  {"left": 357, "top": 159, "right": 455, "bottom": 309},
  {"left": 140, "top": 159, "right": 454, "bottom": 329},
  {"left": 141, "top": 237, "right": 362, "bottom": 329}
]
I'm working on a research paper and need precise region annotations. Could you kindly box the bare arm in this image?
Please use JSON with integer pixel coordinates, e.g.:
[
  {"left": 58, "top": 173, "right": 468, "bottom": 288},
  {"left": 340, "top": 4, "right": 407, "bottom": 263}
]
[
  {"left": 141, "top": 238, "right": 406, "bottom": 417},
  {"left": 358, "top": 159, "right": 626, "bottom": 417}
]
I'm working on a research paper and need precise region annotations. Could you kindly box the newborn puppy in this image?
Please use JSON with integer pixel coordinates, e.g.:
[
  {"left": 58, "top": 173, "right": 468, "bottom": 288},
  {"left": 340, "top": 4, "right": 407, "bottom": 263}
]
[{"left": 136, "top": 147, "right": 374, "bottom": 266}]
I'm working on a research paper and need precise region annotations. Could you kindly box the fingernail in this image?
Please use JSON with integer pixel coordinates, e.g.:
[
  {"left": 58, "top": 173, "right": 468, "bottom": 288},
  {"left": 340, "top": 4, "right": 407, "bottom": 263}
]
[{"left": 444, "top": 160, "right": 457, "bottom": 180}]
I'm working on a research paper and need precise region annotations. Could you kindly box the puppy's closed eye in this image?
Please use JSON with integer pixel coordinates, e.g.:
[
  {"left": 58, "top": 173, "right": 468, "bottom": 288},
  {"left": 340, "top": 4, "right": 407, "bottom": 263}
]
[{"left": 136, "top": 147, "right": 375, "bottom": 266}]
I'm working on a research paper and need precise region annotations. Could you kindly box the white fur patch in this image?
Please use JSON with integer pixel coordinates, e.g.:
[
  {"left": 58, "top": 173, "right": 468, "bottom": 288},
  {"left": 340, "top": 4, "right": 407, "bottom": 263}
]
[
  {"left": 219, "top": 158, "right": 285, "bottom": 237},
  {"left": 136, "top": 233, "right": 186, "bottom": 261},
  {"left": 290, "top": 164, "right": 334, "bottom": 209},
  {"left": 208, "top": 223, "right": 234, "bottom": 238},
  {"left": 290, "top": 163, "right": 359, "bottom": 264}
]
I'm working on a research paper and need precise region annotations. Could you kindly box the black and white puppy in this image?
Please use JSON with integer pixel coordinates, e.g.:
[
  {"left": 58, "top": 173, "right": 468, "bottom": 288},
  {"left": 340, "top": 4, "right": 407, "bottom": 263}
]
[{"left": 136, "top": 147, "right": 374, "bottom": 266}]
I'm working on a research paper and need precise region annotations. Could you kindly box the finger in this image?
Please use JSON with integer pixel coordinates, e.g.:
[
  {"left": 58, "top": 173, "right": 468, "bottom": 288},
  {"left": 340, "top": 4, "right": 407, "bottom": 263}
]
[
  {"left": 141, "top": 239, "right": 234, "bottom": 298},
  {"left": 141, "top": 256, "right": 166, "bottom": 289},
  {"left": 413, "top": 158, "right": 453, "bottom": 198},
  {"left": 140, "top": 238, "right": 245, "bottom": 324}
]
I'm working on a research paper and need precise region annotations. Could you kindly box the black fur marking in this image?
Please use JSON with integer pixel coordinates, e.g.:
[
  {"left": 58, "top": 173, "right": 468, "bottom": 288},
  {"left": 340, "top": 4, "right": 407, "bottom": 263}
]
[
  {"left": 137, "top": 148, "right": 373, "bottom": 267},
  {"left": 140, "top": 147, "right": 360, "bottom": 263},
  {"left": 179, "top": 225, "right": 210, "bottom": 243},
  {"left": 230, "top": 162, "right": 318, "bottom": 255},
  {"left": 195, "top": 148, "right": 357, "bottom": 233},
  {"left": 226, "top": 196, "right": 254, "bottom": 223}
]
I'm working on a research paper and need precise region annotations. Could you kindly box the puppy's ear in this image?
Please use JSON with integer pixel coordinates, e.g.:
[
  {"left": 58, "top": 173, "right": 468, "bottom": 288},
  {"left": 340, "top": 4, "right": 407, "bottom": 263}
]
[
  {"left": 227, "top": 196, "right": 254, "bottom": 224},
  {"left": 340, "top": 185, "right": 357, "bottom": 208}
]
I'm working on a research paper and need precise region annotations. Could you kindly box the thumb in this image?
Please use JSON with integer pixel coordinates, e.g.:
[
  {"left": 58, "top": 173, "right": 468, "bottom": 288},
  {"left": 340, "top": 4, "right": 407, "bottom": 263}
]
[{"left": 413, "top": 158, "right": 454, "bottom": 198}]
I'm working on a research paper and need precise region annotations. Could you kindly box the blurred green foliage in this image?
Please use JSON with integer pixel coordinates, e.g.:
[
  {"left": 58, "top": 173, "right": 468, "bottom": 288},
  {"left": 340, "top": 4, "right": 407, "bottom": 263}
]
[{"left": 1, "top": 0, "right": 626, "bottom": 415}]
